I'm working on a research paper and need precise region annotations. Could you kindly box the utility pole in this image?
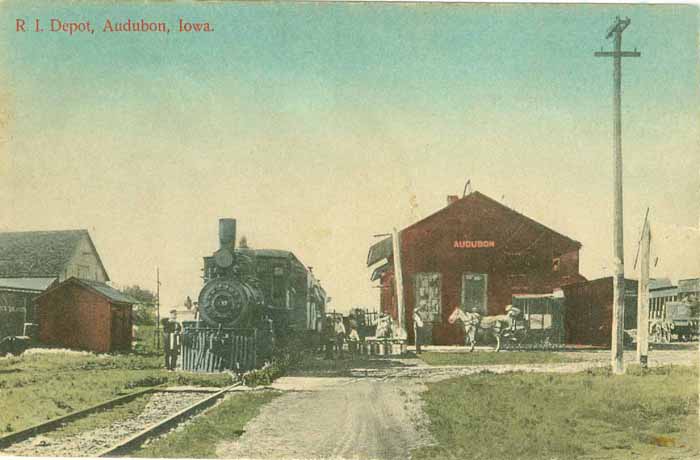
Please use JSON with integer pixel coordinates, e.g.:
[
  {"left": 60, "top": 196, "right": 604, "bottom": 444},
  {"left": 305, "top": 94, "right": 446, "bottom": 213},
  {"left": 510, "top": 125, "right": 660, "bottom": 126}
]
[
  {"left": 392, "top": 228, "right": 407, "bottom": 339},
  {"left": 155, "top": 267, "right": 161, "bottom": 348},
  {"left": 595, "top": 17, "right": 640, "bottom": 375},
  {"left": 635, "top": 208, "right": 651, "bottom": 368}
]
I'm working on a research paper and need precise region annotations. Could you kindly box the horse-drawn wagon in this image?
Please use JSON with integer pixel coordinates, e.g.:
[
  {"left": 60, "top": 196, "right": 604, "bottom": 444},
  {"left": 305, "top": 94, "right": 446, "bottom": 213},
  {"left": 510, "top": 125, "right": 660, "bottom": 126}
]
[{"left": 448, "top": 293, "right": 566, "bottom": 351}]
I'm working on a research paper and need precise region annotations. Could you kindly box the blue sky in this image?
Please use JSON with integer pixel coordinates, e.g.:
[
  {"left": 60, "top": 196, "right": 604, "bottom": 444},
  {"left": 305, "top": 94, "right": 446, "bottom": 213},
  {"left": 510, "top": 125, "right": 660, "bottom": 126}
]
[
  {"left": 1, "top": 2, "right": 698, "bottom": 311},
  {"left": 4, "top": 4, "right": 698, "bottom": 121}
]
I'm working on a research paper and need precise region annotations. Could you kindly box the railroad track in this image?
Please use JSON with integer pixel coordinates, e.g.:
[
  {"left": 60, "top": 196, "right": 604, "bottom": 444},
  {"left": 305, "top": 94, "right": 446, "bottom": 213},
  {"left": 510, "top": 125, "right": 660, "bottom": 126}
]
[
  {"left": 97, "top": 383, "right": 241, "bottom": 457},
  {"left": 0, "top": 382, "right": 242, "bottom": 458}
]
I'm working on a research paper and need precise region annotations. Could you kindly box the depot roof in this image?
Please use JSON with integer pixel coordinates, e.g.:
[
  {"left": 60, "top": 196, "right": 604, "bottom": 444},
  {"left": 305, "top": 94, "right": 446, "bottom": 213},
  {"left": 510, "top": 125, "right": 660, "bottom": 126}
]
[{"left": 367, "top": 191, "right": 582, "bottom": 267}]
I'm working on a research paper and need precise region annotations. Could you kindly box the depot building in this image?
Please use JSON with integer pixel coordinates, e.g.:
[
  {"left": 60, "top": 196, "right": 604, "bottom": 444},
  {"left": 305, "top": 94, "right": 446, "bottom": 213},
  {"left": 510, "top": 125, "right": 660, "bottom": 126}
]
[{"left": 367, "top": 191, "right": 586, "bottom": 345}]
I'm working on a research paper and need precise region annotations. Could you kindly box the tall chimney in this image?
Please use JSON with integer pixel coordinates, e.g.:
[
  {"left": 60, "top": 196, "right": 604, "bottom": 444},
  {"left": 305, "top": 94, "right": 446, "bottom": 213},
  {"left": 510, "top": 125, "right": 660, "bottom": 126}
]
[
  {"left": 447, "top": 195, "right": 459, "bottom": 206},
  {"left": 219, "top": 218, "right": 237, "bottom": 250}
]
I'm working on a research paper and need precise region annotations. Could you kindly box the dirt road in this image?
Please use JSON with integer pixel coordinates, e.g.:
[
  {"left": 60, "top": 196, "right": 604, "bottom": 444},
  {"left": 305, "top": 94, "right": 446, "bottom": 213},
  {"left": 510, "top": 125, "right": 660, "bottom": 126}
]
[
  {"left": 215, "top": 360, "right": 606, "bottom": 460},
  {"left": 216, "top": 349, "right": 698, "bottom": 460},
  {"left": 216, "top": 376, "right": 433, "bottom": 460}
]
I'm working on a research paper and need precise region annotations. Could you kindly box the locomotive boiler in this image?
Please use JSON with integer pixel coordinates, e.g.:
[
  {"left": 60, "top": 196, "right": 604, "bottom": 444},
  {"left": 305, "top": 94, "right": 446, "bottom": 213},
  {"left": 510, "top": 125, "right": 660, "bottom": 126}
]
[
  {"left": 181, "top": 218, "right": 327, "bottom": 373},
  {"left": 197, "top": 219, "right": 267, "bottom": 330}
]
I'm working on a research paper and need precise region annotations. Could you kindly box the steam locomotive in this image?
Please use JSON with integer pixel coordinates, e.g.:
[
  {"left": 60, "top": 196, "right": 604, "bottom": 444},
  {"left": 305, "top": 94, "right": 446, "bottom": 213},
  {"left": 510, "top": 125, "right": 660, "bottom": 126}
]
[{"left": 181, "top": 218, "right": 327, "bottom": 372}]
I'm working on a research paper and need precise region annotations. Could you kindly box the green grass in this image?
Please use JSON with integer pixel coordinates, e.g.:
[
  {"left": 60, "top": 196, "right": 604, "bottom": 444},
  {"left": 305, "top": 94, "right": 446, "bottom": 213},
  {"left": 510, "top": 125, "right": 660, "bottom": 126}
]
[
  {"left": 131, "top": 325, "right": 162, "bottom": 356},
  {"left": 132, "top": 391, "right": 279, "bottom": 458},
  {"left": 412, "top": 365, "right": 700, "bottom": 460},
  {"left": 418, "top": 351, "right": 584, "bottom": 366},
  {"left": 0, "top": 327, "right": 233, "bottom": 436}
]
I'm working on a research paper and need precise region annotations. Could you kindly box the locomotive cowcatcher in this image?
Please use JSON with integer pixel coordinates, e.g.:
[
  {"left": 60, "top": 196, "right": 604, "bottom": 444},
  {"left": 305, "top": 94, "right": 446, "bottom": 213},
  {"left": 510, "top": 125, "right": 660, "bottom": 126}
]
[{"left": 180, "top": 218, "right": 327, "bottom": 373}]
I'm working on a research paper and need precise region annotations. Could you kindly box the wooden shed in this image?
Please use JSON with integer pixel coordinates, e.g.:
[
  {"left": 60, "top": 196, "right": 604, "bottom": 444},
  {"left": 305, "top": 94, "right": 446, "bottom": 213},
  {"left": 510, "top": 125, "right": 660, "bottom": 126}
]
[{"left": 37, "top": 277, "right": 135, "bottom": 353}]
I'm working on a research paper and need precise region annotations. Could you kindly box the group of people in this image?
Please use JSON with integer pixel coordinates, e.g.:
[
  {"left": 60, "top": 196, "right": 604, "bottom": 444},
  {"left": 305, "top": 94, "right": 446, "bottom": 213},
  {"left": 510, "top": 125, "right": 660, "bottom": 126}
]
[
  {"left": 318, "top": 314, "right": 361, "bottom": 359},
  {"left": 316, "top": 311, "right": 404, "bottom": 359}
]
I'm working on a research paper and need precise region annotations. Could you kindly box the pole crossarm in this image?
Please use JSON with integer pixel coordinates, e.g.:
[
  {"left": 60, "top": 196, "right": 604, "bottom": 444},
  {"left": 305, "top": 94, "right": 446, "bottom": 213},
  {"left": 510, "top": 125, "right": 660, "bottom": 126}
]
[{"left": 594, "top": 51, "right": 641, "bottom": 58}]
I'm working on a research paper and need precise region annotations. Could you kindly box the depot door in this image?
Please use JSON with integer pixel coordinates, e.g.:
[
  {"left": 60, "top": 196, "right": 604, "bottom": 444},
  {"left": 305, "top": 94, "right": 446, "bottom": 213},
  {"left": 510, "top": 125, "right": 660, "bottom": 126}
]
[{"left": 414, "top": 272, "right": 441, "bottom": 345}]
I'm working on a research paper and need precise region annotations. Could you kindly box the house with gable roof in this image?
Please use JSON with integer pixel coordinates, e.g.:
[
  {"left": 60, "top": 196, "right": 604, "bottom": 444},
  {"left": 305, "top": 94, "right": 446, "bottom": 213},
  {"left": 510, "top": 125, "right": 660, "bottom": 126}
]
[{"left": 0, "top": 229, "right": 110, "bottom": 338}]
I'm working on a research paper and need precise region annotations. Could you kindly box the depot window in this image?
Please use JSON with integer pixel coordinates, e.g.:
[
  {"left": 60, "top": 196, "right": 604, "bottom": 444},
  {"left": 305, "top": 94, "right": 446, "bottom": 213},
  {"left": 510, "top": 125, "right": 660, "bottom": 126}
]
[{"left": 414, "top": 273, "right": 441, "bottom": 322}]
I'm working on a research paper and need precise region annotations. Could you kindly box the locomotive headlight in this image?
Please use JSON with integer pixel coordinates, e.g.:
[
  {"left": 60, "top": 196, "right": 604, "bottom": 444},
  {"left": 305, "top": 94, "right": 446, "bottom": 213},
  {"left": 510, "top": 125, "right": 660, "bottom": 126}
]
[{"left": 213, "top": 295, "right": 231, "bottom": 309}]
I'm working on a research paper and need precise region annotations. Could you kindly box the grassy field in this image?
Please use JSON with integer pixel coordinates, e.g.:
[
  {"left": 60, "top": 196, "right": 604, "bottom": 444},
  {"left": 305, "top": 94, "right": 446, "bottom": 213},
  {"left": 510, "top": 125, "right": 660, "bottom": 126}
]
[
  {"left": 418, "top": 351, "right": 584, "bottom": 366},
  {"left": 412, "top": 365, "right": 700, "bottom": 460},
  {"left": 132, "top": 391, "right": 279, "bottom": 458},
  {"left": 0, "top": 326, "right": 232, "bottom": 436}
]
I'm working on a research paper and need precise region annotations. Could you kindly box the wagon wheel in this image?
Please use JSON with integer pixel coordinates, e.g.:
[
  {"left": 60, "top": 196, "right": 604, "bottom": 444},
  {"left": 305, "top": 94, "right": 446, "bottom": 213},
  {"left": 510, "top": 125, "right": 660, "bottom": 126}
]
[
  {"left": 518, "top": 329, "right": 530, "bottom": 350},
  {"left": 514, "top": 328, "right": 530, "bottom": 351},
  {"left": 500, "top": 329, "right": 514, "bottom": 351},
  {"left": 500, "top": 331, "right": 512, "bottom": 351},
  {"left": 541, "top": 332, "right": 554, "bottom": 350}
]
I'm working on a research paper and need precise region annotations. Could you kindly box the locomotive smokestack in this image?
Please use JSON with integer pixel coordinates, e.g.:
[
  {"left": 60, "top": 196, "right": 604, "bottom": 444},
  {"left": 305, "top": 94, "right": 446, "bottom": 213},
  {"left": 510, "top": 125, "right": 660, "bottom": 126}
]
[{"left": 219, "top": 218, "right": 237, "bottom": 250}]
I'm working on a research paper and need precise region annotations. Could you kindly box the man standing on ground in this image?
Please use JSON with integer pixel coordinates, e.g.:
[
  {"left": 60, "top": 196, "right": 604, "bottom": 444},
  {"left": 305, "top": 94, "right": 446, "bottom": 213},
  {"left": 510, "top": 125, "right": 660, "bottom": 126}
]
[
  {"left": 162, "top": 309, "right": 182, "bottom": 371},
  {"left": 334, "top": 316, "right": 346, "bottom": 359},
  {"left": 347, "top": 325, "right": 360, "bottom": 358},
  {"left": 413, "top": 310, "right": 424, "bottom": 354}
]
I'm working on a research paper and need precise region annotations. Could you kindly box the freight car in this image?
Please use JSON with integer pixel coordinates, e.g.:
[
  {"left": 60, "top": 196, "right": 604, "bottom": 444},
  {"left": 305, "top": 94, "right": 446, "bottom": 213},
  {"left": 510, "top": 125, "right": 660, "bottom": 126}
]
[{"left": 181, "top": 218, "right": 327, "bottom": 373}]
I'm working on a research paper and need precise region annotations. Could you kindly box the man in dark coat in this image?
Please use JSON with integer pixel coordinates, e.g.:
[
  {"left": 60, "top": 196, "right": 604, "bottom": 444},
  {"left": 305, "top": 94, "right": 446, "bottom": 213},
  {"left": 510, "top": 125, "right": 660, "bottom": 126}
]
[{"left": 162, "top": 310, "right": 182, "bottom": 371}]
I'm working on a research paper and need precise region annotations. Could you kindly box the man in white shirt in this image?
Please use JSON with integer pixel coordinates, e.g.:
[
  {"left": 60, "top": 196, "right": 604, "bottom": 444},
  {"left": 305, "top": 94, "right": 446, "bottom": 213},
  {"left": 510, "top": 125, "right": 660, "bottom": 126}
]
[
  {"left": 413, "top": 310, "right": 424, "bottom": 354},
  {"left": 334, "top": 316, "right": 346, "bottom": 359}
]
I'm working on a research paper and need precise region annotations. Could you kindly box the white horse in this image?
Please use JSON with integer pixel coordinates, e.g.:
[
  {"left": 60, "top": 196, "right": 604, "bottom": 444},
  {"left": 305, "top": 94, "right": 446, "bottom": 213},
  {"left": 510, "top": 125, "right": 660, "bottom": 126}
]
[{"left": 448, "top": 307, "right": 515, "bottom": 352}]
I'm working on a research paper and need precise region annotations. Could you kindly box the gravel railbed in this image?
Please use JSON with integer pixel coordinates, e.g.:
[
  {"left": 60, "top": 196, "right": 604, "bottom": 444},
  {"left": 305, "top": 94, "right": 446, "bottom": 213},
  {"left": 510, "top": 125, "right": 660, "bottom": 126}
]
[{"left": 0, "top": 391, "right": 209, "bottom": 458}]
